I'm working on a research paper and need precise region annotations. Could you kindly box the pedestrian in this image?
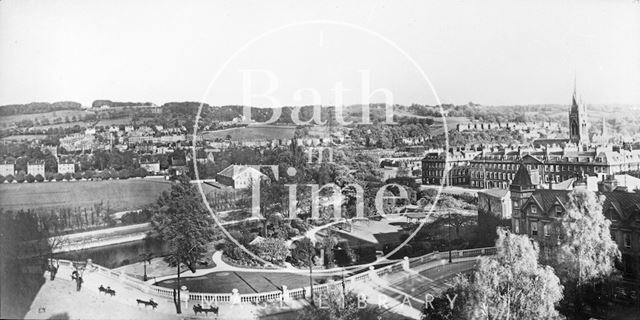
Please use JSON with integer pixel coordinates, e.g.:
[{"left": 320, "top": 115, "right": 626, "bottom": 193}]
[{"left": 76, "top": 276, "right": 83, "bottom": 291}]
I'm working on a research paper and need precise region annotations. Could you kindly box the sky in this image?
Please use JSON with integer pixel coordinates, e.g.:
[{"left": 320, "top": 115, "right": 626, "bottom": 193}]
[{"left": 0, "top": 0, "right": 638, "bottom": 107}]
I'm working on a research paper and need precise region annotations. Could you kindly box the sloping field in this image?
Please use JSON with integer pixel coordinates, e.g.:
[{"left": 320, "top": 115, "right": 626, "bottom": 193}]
[
  {"left": 202, "top": 124, "right": 296, "bottom": 141},
  {"left": 0, "top": 109, "right": 89, "bottom": 127},
  {"left": 0, "top": 178, "right": 173, "bottom": 212}
]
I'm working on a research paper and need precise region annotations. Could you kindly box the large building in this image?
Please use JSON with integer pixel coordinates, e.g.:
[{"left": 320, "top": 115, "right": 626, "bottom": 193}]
[
  {"left": 510, "top": 164, "right": 640, "bottom": 280},
  {"left": 421, "top": 149, "right": 478, "bottom": 186},
  {"left": 57, "top": 158, "right": 75, "bottom": 174},
  {"left": 27, "top": 161, "right": 45, "bottom": 177},
  {"left": 429, "top": 88, "right": 640, "bottom": 190},
  {"left": 216, "top": 165, "right": 267, "bottom": 189},
  {"left": 0, "top": 160, "right": 15, "bottom": 176}
]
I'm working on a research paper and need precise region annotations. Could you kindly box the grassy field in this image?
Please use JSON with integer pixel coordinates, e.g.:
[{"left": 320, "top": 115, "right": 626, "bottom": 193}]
[
  {"left": 0, "top": 178, "right": 173, "bottom": 212},
  {"left": 202, "top": 125, "right": 296, "bottom": 141},
  {"left": 0, "top": 110, "right": 89, "bottom": 127},
  {"left": 1, "top": 134, "right": 48, "bottom": 142}
]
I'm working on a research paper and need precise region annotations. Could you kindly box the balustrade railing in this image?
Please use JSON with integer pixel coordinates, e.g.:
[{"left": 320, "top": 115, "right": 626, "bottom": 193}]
[{"left": 47, "top": 246, "right": 496, "bottom": 305}]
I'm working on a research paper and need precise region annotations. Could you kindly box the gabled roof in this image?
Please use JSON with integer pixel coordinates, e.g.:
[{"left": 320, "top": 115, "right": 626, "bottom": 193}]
[
  {"left": 217, "top": 165, "right": 264, "bottom": 179},
  {"left": 524, "top": 189, "right": 571, "bottom": 214},
  {"left": 601, "top": 191, "right": 640, "bottom": 222}
]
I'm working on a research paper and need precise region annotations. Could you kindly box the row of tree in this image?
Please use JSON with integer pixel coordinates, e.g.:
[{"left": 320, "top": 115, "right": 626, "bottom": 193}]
[{"left": 0, "top": 168, "right": 149, "bottom": 183}]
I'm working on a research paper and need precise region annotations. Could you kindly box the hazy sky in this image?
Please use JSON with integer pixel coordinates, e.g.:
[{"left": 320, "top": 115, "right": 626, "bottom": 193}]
[{"left": 0, "top": 0, "right": 638, "bottom": 107}]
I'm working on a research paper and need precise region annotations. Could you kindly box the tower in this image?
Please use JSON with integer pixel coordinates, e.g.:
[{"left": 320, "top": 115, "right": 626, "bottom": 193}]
[
  {"left": 569, "top": 81, "right": 589, "bottom": 146},
  {"left": 510, "top": 163, "right": 536, "bottom": 234}
]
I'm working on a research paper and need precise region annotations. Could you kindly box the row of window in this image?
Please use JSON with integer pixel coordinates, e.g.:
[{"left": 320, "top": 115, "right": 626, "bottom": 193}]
[
  {"left": 472, "top": 171, "right": 515, "bottom": 180},
  {"left": 611, "top": 230, "right": 634, "bottom": 249},
  {"left": 517, "top": 220, "right": 636, "bottom": 250},
  {"left": 471, "top": 180, "right": 509, "bottom": 189}
]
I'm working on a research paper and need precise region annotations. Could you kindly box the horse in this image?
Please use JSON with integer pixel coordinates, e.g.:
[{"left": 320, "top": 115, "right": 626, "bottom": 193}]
[
  {"left": 193, "top": 304, "right": 219, "bottom": 316},
  {"left": 136, "top": 299, "right": 158, "bottom": 309}
]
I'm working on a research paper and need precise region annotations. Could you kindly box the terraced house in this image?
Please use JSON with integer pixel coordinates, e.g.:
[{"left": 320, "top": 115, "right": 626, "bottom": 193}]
[{"left": 421, "top": 148, "right": 478, "bottom": 186}]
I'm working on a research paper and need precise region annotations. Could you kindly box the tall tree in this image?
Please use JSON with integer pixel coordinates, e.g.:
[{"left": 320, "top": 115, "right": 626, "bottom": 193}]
[
  {"left": 151, "top": 177, "right": 216, "bottom": 313},
  {"left": 456, "top": 229, "right": 564, "bottom": 320},
  {"left": 553, "top": 188, "right": 620, "bottom": 316},
  {"left": 296, "top": 290, "right": 378, "bottom": 320}
]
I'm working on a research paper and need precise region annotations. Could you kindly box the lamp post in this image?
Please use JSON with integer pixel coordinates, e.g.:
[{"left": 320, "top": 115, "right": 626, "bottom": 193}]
[
  {"left": 448, "top": 210, "right": 452, "bottom": 263},
  {"left": 139, "top": 252, "right": 153, "bottom": 281},
  {"left": 341, "top": 268, "right": 346, "bottom": 300},
  {"left": 308, "top": 249, "right": 314, "bottom": 306}
]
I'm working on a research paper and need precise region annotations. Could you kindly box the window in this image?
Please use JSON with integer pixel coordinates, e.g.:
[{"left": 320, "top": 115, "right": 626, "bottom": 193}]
[
  {"left": 544, "top": 223, "right": 550, "bottom": 237},
  {"left": 611, "top": 230, "right": 617, "bottom": 242},
  {"left": 556, "top": 206, "right": 562, "bottom": 217},
  {"left": 531, "top": 206, "right": 537, "bottom": 214},
  {"left": 531, "top": 222, "right": 538, "bottom": 236},
  {"left": 514, "top": 220, "right": 520, "bottom": 234},
  {"left": 513, "top": 200, "right": 519, "bottom": 209},
  {"left": 624, "top": 233, "right": 632, "bottom": 249}
]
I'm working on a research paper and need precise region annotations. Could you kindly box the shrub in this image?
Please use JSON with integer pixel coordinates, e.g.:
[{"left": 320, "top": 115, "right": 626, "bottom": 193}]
[
  {"left": 26, "top": 174, "right": 35, "bottom": 183},
  {"left": 63, "top": 172, "right": 72, "bottom": 181},
  {"left": 99, "top": 170, "right": 111, "bottom": 180},
  {"left": 120, "top": 209, "right": 152, "bottom": 224},
  {"left": 5, "top": 175, "right": 14, "bottom": 183},
  {"left": 134, "top": 167, "right": 148, "bottom": 178},
  {"left": 118, "top": 169, "right": 131, "bottom": 180},
  {"left": 73, "top": 172, "right": 83, "bottom": 180},
  {"left": 15, "top": 172, "right": 26, "bottom": 183},
  {"left": 35, "top": 174, "right": 45, "bottom": 182},
  {"left": 251, "top": 238, "right": 290, "bottom": 264},
  {"left": 45, "top": 172, "right": 54, "bottom": 181},
  {"left": 54, "top": 173, "right": 64, "bottom": 181},
  {"left": 0, "top": 175, "right": 4, "bottom": 183},
  {"left": 83, "top": 170, "right": 95, "bottom": 180}
]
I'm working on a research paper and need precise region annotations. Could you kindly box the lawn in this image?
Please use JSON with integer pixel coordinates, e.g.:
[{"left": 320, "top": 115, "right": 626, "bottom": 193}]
[
  {"left": 202, "top": 124, "right": 296, "bottom": 141},
  {"left": 0, "top": 178, "right": 173, "bottom": 212},
  {"left": 155, "top": 271, "right": 336, "bottom": 294}
]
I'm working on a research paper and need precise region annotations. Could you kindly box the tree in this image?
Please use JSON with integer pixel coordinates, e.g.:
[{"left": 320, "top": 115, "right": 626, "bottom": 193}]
[
  {"left": 320, "top": 230, "right": 339, "bottom": 268},
  {"left": 150, "top": 177, "right": 216, "bottom": 314},
  {"left": 5, "top": 175, "right": 14, "bottom": 183},
  {"left": 26, "top": 174, "right": 35, "bottom": 183},
  {"left": 35, "top": 174, "right": 44, "bottom": 182},
  {"left": 15, "top": 172, "right": 26, "bottom": 183},
  {"left": 134, "top": 167, "right": 148, "bottom": 178},
  {"left": 552, "top": 188, "right": 620, "bottom": 315},
  {"left": 291, "top": 237, "right": 316, "bottom": 267},
  {"left": 455, "top": 229, "right": 564, "bottom": 320},
  {"left": 296, "top": 290, "right": 378, "bottom": 320},
  {"left": 54, "top": 173, "right": 64, "bottom": 181}
]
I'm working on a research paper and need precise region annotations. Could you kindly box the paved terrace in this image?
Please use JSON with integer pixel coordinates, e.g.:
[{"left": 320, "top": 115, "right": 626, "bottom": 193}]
[{"left": 25, "top": 247, "right": 495, "bottom": 319}]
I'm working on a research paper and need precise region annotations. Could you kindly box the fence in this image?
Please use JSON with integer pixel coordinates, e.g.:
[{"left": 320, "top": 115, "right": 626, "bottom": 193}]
[{"left": 49, "top": 246, "right": 496, "bottom": 305}]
